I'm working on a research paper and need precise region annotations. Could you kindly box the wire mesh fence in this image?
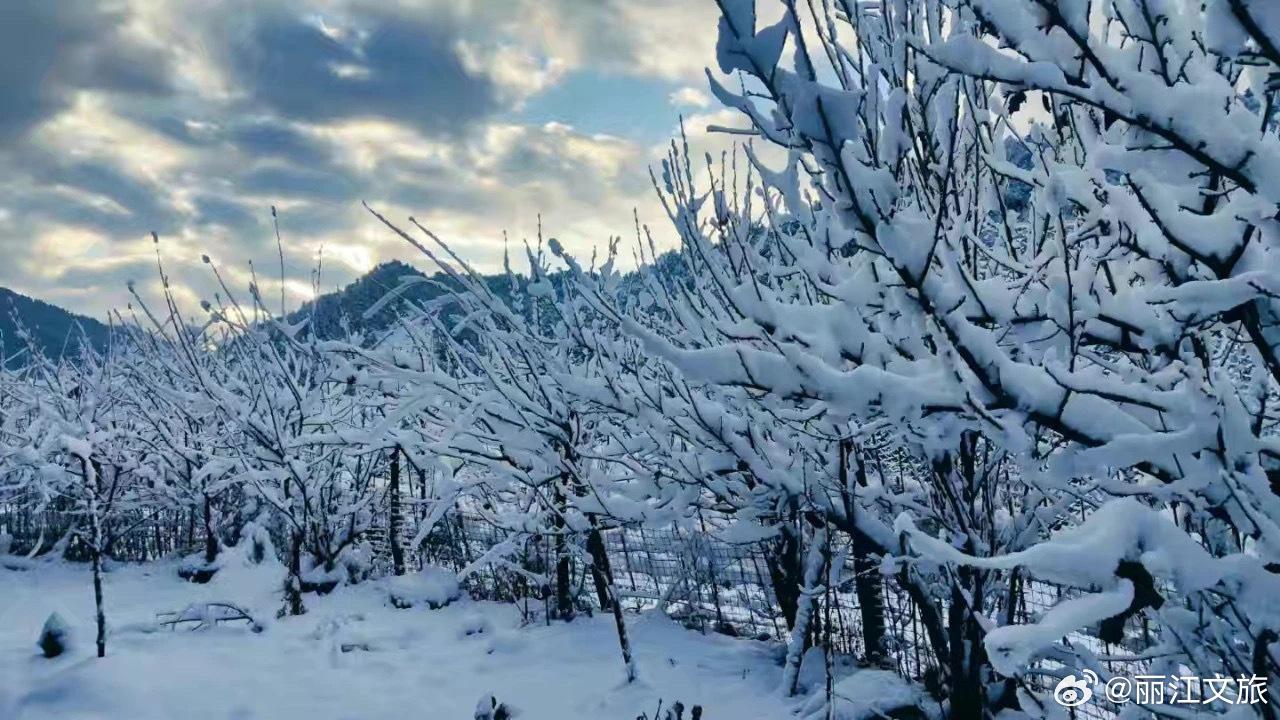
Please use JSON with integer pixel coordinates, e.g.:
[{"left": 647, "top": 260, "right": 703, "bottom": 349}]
[
  {"left": 385, "top": 508, "right": 1158, "bottom": 720},
  {"left": 1, "top": 496, "right": 1161, "bottom": 719}
]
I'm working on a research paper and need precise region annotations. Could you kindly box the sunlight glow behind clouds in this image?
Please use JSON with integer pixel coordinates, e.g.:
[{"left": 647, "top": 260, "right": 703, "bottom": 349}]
[{"left": 0, "top": 0, "right": 730, "bottom": 318}]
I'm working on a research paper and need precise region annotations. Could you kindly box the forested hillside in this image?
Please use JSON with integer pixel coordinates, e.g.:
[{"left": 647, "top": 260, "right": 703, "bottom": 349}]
[{"left": 0, "top": 288, "right": 109, "bottom": 365}]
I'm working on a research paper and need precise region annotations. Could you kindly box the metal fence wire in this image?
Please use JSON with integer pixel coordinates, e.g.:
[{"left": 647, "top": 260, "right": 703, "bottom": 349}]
[
  {"left": 383, "top": 508, "right": 1157, "bottom": 719},
  {"left": 1, "top": 497, "right": 1159, "bottom": 719}
]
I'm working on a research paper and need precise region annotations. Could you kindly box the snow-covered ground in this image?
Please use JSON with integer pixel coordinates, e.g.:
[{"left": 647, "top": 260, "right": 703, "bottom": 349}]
[{"left": 0, "top": 548, "right": 795, "bottom": 720}]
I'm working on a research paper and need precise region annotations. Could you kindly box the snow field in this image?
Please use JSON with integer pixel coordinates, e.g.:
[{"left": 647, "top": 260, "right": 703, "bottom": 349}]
[{"left": 0, "top": 555, "right": 796, "bottom": 720}]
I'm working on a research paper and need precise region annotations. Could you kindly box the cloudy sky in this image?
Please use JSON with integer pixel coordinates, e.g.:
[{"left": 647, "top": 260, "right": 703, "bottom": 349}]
[{"left": 0, "top": 0, "right": 743, "bottom": 318}]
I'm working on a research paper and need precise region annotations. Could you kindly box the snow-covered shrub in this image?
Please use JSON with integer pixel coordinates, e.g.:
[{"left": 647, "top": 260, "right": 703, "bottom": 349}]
[
  {"left": 337, "top": 542, "right": 375, "bottom": 585},
  {"left": 474, "top": 693, "right": 515, "bottom": 720},
  {"left": 385, "top": 565, "right": 460, "bottom": 609},
  {"left": 37, "top": 612, "right": 72, "bottom": 659},
  {"left": 636, "top": 700, "right": 704, "bottom": 720},
  {"left": 300, "top": 559, "right": 343, "bottom": 596},
  {"left": 177, "top": 552, "right": 221, "bottom": 584},
  {"left": 237, "top": 521, "right": 275, "bottom": 566}
]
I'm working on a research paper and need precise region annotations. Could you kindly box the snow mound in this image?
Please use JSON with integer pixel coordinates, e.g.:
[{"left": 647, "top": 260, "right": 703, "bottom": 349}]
[
  {"left": 457, "top": 612, "right": 491, "bottom": 638},
  {"left": 802, "top": 669, "right": 924, "bottom": 720},
  {"left": 484, "top": 629, "right": 526, "bottom": 656},
  {"left": 0, "top": 553, "right": 35, "bottom": 572},
  {"left": 795, "top": 646, "right": 827, "bottom": 693},
  {"left": 176, "top": 552, "right": 222, "bottom": 584},
  {"left": 385, "top": 566, "right": 461, "bottom": 609}
]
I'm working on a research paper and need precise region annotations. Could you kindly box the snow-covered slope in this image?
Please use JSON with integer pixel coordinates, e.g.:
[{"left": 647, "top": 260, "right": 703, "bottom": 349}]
[{"left": 0, "top": 557, "right": 792, "bottom": 720}]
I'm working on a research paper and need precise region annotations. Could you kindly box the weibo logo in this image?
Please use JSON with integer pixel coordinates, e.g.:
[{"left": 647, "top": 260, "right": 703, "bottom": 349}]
[{"left": 1054, "top": 669, "right": 1100, "bottom": 707}]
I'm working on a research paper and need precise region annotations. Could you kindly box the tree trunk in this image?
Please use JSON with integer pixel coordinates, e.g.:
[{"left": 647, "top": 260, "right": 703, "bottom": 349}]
[
  {"left": 898, "top": 568, "right": 950, "bottom": 679},
  {"left": 388, "top": 447, "right": 405, "bottom": 576},
  {"left": 91, "top": 546, "right": 106, "bottom": 658},
  {"left": 552, "top": 485, "right": 573, "bottom": 621},
  {"left": 990, "top": 568, "right": 1022, "bottom": 712},
  {"left": 586, "top": 523, "right": 637, "bottom": 682},
  {"left": 282, "top": 529, "right": 306, "bottom": 616},
  {"left": 203, "top": 492, "right": 218, "bottom": 564},
  {"left": 840, "top": 441, "right": 888, "bottom": 667},
  {"left": 851, "top": 526, "right": 886, "bottom": 666},
  {"left": 82, "top": 456, "right": 107, "bottom": 658},
  {"left": 586, "top": 528, "right": 613, "bottom": 610},
  {"left": 946, "top": 572, "right": 987, "bottom": 718},
  {"left": 766, "top": 522, "right": 802, "bottom": 630},
  {"left": 781, "top": 526, "right": 828, "bottom": 696}
]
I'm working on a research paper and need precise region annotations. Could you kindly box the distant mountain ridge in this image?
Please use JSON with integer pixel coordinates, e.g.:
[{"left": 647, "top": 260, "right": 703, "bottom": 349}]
[
  {"left": 290, "top": 260, "right": 457, "bottom": 340},
  {"left": 0, "top": 287, "right": 111, "bottom": 365},
  {"left": 1, "top": 256, "right": 565, "bottom": 363},
  {"left": 289, "top": 259, "right": 530, "bottom": 341},
  {"left": 0, "top": 262, "right": 457, "bottom": 365}
]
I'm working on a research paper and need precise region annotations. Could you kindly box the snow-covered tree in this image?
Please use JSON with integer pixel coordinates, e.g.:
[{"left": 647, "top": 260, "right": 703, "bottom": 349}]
[
  {"left": 565, "top": 0, "right": 1280, "bottom": 714},
  {"left": 345, "top": 211, "right": 642, "bottom": 681},
  {"left": 130, "top": 245, "right": 384, "bottom": 616},
  {"left": 0, "top": 334, "right": 147, "bottom": 657}
]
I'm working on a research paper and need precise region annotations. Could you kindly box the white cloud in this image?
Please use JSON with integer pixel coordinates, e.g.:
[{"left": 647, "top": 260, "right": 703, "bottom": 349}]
[
  {"left": 669, "top": 87, "right": 711, "bottom": 108},
  {"left": 32, "top": 92, "right": 194, "bottom": 178},
  {"left": 456, "top": 39, "right": 567, "bottom": 110},
  {"left": 0, "top": 0, "right": 736, "bottom": 316},
  {"left": 474, "top": 0, "right": 718, "bottom": 84}
]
